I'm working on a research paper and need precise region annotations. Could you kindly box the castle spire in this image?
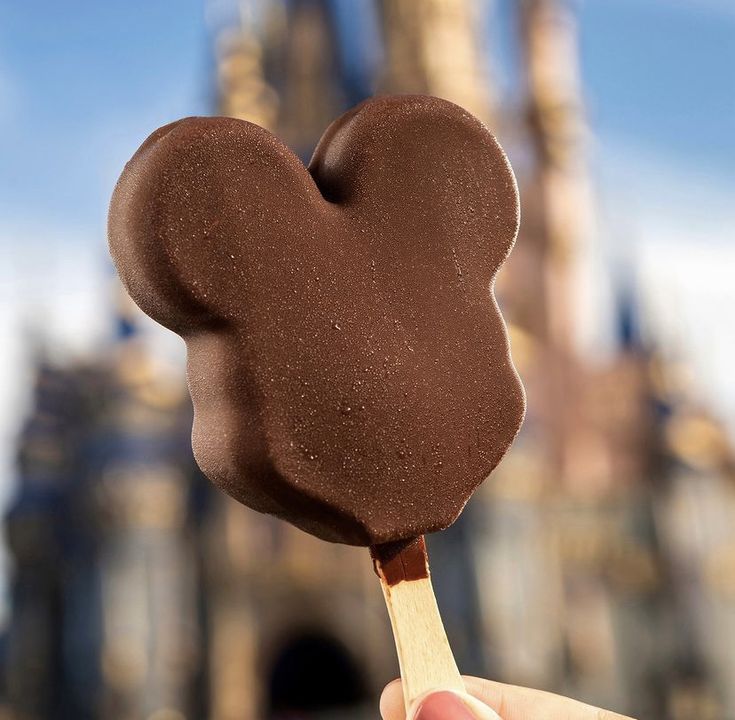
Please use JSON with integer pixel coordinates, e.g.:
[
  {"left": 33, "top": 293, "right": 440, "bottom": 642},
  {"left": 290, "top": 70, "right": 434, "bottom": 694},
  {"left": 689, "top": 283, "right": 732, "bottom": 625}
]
[
  {"left": 516, "top": 0, "right": 596, "bottom": 483},
  {"left": 377, "top": 0, "right": 496, "bottom": 124}
]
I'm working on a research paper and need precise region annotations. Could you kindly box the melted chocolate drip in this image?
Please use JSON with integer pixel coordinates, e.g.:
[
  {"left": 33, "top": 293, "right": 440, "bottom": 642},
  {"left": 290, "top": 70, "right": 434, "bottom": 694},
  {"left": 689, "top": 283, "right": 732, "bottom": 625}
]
[{"left": 371, "top": 536, "right": 429, "bottom": 586}]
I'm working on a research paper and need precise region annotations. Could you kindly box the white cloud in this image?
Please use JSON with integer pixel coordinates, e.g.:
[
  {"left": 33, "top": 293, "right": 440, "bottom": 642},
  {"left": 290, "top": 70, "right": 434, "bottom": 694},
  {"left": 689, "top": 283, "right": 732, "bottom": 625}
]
[{"left": 638, "top": 236, "right": 735, "bottom": 430}]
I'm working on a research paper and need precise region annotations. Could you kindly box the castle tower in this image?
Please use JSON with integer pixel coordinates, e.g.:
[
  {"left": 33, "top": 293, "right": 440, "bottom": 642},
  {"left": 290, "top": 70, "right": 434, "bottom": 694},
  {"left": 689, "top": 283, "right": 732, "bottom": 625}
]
[
  {"left": 378, "top": 0, "right": 495, "bottom": 125},
  {"left": 5, "top": 359, "right": 103, "bottom": 719},
  {"left": 517, "top": 0, "right": 595, "bottom": 480},
  {"left": 514, "top": 1, "right": 628, "bottom": 705},
  {"left": 95, "top": 326, "right": 204, "bottom": 720},
  {"left": 513, "top": 5, "right": 719, "bottom": 716},
  {"left": 4, "top": 288, "right": 206, "bottom": 720}
]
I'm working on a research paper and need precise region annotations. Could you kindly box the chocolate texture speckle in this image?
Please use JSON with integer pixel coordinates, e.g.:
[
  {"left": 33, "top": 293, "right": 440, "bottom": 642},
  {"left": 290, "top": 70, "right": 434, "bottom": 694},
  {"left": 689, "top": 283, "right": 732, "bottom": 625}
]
[{"left": 108, "top": 95, "right": 525, "bottom": 546}]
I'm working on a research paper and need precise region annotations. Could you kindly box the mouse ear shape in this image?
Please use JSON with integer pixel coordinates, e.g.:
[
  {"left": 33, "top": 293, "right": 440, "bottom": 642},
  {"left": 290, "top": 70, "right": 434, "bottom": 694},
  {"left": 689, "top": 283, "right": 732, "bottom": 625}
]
[
  {"left": 309, "top": 95, "right": 520, "bottom": 271},
  {"left": 109, "top": 116, "right": 322, "bottom": 335}
]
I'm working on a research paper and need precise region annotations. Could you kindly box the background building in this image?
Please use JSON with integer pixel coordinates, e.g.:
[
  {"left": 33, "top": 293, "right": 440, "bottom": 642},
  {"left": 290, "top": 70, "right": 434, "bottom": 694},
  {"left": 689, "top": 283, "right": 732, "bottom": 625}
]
[{"left": 2, "top": 1, "right": 734, "bottom": 719}]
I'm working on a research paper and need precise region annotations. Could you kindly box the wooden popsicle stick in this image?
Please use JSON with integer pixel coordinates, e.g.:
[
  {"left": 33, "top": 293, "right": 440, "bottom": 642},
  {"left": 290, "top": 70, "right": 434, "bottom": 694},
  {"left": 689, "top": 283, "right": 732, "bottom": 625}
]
[{"left": 371, "top": 537, "right": 465, "bottom": 711}]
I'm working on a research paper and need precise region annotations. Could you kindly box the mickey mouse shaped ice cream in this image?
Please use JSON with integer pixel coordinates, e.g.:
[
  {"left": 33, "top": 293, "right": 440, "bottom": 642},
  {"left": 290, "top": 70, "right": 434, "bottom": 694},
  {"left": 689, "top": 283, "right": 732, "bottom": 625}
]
[{"left": 109, "top": 95, "right": 524, "bottom": 713}]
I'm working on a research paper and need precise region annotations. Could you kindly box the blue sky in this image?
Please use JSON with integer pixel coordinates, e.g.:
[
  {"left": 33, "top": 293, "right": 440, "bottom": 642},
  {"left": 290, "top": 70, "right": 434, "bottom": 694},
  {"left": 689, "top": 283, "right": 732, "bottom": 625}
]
[
  {"left": 0, "top": 0, "right": 209, "bottom": 235},
  {"left": 579, "top": 0, "right": 734, "bottom": 182}
]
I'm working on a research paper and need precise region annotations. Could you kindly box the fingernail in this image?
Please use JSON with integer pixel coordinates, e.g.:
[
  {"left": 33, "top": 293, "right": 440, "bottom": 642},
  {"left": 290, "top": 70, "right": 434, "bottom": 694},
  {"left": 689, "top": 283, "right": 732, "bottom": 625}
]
[{"left": 413, "top": 691, "right": 476, "bottom": 720}]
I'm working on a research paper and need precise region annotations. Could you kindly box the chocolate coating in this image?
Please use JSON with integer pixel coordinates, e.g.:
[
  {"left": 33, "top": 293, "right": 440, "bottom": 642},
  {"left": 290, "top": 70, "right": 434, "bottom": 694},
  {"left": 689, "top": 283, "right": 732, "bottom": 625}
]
[
  {"left": 108, "top": 95, "right": 525, "bottom": 546},
  {"left": 371, "top": 537, "right": 429, "bottom": 586}
]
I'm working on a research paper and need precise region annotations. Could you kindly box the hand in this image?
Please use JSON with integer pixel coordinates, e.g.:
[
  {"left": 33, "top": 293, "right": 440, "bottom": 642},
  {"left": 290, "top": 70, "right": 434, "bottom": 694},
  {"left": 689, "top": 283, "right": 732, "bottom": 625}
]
[{"left": 380, "top": 677, "right": 634, "bottom": 720}]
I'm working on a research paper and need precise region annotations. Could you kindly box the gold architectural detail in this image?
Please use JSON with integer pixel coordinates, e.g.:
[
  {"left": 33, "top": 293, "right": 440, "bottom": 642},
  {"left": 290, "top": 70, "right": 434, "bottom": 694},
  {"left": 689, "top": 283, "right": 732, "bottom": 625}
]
[
  {"left": 379, "top": 0, "right": 495, "bottom": 124},
  {"left": 215, "top": 18, "right": 279, "bottom": 127}
]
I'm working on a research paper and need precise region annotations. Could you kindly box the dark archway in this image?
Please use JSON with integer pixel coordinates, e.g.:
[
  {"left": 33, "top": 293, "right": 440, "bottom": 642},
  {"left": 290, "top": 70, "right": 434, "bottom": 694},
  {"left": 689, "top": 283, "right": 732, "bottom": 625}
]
[{"left": 267, "top": 630, "right": 368, "bottom": 718}]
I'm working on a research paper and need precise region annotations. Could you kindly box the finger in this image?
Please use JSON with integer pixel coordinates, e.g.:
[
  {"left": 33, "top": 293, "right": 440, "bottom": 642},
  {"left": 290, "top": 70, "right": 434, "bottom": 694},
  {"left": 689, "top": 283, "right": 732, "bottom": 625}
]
[
  {"left": 380, "top": 678, "right": 404, "bottom": 720},
  {"left": 462, "top": 676, "right": 634, "bottom": 720},
  {"left": 379, "top": 677, "right": 635, "bottom": 720},
  {"left": 380, "top": 683, "right": 499, "bottom": 720}
]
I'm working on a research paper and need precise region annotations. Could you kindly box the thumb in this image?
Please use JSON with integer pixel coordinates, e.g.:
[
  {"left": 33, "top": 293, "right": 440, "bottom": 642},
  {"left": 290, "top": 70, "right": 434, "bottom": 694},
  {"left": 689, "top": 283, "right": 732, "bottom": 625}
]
[{"left": 409, "top": 691, "right": 502, "bottom": 720}]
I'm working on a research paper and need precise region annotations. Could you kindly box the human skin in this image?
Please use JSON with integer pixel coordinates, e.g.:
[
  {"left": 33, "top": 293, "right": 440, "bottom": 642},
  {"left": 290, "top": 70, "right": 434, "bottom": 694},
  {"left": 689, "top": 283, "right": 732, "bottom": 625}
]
[{"left": 380, "top": 677, "right": 634, "bottom": 720}]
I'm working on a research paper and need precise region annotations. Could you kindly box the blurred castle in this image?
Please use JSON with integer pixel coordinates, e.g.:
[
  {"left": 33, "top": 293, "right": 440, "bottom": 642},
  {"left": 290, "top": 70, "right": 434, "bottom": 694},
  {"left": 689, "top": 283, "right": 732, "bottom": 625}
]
[{"left": 4, "top": 1, "right": 735, "bottom": 719}]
